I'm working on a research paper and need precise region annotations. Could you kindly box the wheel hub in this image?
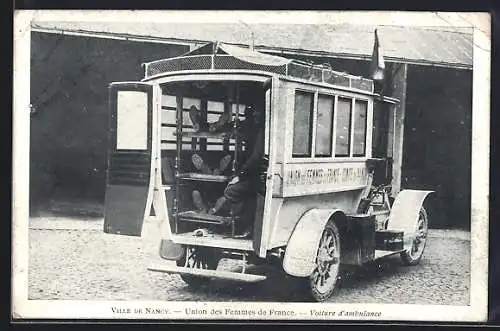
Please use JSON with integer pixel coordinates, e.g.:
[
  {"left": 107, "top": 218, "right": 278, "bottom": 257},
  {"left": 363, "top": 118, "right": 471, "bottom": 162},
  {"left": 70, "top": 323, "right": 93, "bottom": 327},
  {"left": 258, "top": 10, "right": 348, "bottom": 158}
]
[
  {"left": 410, "top": 215, "right": 427, "bottom": 256},
  {"left": 317, "top": 248, "right": 334, "bottom": 263}
]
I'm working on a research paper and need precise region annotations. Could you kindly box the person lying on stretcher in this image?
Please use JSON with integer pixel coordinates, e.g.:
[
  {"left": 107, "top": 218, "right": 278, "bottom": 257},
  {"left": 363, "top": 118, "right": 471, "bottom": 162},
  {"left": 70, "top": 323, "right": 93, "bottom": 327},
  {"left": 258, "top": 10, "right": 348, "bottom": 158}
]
[
  {"left": 190, "top": 153, "right": 232, "bottom": 216},
  {"left": 189, "top": 105, "right": 232, "bottom": 133}
]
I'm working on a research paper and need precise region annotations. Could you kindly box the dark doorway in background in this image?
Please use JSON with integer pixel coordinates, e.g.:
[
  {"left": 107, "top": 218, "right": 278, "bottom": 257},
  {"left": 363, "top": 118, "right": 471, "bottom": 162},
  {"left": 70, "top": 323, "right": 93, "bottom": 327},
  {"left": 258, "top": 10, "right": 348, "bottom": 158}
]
[{"left": 403, "top": 65, "right": 472, "bottom": 230}]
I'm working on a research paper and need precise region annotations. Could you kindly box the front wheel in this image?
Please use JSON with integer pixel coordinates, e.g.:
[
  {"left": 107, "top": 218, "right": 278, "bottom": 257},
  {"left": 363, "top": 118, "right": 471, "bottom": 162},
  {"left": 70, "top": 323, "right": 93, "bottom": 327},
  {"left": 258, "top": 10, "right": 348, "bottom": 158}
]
[
  {"left": 400, "top": 207, "right": 428, "bottom": 266},
  {"left": 305, "top": 219, "right": 342, "bottom": 302},
  {"left": 176, "top": 246, "right": 220, "bottom": 289}
]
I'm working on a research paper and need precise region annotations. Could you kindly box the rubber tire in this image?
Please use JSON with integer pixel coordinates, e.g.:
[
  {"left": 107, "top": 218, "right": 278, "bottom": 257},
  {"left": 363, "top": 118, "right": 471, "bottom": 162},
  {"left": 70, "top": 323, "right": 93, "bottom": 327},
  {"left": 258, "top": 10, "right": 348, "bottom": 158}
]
[
  {"left": 301, "top": 219, "right": 342, "bottom": 302},
  {"left": 176, "top": 247, "right": 220, "bottom": 289},
  {"left": 400, "top": 207, "right": 428, "bottom": 266}
]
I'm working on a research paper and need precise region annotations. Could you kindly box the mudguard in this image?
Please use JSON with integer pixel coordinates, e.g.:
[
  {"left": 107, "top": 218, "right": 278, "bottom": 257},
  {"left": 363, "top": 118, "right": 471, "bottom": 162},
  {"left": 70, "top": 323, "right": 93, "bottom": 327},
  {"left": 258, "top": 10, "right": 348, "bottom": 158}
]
[
  {"left": 159, "top": 239, "right": 184, "bottom": 260},
  {"left": 387, "top": 189, "right": 433, "bottom": 250},
  {"left": 283, "top": 209, "right": 344, "bottom": 277}
]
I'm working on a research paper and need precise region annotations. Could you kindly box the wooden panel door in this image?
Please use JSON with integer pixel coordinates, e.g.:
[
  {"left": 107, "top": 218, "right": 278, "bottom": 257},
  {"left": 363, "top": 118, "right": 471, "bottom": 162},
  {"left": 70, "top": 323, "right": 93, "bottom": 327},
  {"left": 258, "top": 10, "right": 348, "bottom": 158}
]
[{"left": 104, "top": 82, "right": 154, "bottom": 236}]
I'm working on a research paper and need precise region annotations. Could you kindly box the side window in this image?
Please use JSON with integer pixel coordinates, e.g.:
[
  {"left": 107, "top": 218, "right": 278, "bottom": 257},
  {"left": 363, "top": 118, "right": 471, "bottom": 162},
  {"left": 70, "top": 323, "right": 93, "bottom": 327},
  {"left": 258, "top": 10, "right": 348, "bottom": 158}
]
[
  {"left": 315, "top": 94, "right": 334, "bottom": 157},
  {"left": 353, "top": 100, "right": 368, "bottom": 156},
  {"left": 335, "top": 97, "right": 352, "bottom": 157},
  {"left": 292, "top": 91, "right": 314, "bottom": 157}
]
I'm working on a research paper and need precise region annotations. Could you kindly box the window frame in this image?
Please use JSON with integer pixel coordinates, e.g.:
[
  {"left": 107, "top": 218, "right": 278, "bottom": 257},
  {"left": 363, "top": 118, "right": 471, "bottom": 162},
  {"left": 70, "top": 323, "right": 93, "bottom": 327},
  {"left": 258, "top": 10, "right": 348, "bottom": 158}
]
[
  {"left": 109, "top": 82, "right": 153, "bottom": 153},
  {"left": 291, "top": 89, "right": 315, "bottom": 158},
  {"left": 314, "top": 93, "right": 335, "bottom": 158},
  {"left": 352, "top": 99, "right": 369, "bottom": 157},
  {"left": 335, "top": 96, "right": 353, "bottom": 158},
  {"left": 287, "top": 84, "right": 372, "bottom": 163}
]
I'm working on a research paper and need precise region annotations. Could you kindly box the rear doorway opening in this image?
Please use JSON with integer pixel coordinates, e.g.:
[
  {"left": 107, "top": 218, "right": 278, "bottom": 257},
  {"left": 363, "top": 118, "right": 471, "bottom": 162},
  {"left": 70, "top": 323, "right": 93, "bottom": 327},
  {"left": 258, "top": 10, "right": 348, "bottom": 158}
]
[{"left": 160, "top": 79, "right": 271, "bottom": 243}]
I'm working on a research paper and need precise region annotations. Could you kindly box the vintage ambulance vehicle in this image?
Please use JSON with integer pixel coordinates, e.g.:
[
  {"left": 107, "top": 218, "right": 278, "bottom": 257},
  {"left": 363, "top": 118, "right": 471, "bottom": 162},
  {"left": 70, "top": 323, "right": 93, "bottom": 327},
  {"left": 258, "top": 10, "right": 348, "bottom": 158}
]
[{"left": 103, "top": 42, "right": 432, "bottom": 302}]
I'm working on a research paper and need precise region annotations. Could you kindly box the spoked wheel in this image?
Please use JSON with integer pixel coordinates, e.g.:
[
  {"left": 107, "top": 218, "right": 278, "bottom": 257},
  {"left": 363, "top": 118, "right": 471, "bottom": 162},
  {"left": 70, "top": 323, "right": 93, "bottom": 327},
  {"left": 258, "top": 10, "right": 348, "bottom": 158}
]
[
  {"left": 401, "top": 207, "right": 428, "bottom": 266},
  {"left": 176, "top": 246, "right": 220, "bottom": 289},
  {"left": 306, "top": 220, "right": 341, "bottom": 302}
]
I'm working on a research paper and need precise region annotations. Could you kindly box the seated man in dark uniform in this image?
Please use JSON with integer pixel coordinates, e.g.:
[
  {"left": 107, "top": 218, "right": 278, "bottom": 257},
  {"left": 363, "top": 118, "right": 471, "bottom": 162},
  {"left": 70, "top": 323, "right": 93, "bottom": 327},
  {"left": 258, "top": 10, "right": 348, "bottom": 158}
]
[{"left": 223, "top": 106, "right": 265, "bottom": 238}]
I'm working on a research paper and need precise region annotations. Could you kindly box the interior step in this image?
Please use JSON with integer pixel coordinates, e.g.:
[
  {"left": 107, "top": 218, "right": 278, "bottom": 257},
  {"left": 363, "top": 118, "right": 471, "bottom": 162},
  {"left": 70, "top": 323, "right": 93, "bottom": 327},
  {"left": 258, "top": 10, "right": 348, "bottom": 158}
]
[
  {"left": 178, "top": 173, "right": 229, "bottom": 182},
  {"left": 176, "top": 210, "right": 232, "bottom": 225},
  {"left": 148, "top": 263, "right": 267, "bottom": 283}
]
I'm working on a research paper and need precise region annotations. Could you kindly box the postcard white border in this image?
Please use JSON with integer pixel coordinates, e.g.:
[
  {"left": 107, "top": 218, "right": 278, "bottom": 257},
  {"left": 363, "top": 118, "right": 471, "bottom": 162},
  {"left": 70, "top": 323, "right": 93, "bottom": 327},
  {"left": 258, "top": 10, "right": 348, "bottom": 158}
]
[{"left": 12, "top": 10, "right": 490, "bottom": 322}]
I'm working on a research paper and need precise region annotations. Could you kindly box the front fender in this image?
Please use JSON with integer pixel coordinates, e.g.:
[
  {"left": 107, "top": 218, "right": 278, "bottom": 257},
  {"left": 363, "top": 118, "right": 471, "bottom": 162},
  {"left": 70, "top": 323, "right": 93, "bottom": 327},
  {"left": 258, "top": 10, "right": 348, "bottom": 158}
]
[
  {"left": 387, "top": 189, "right": 434, "bottom": 250},
  {"left": 283, "top": 209, "right": 344, "bottom": 277}
]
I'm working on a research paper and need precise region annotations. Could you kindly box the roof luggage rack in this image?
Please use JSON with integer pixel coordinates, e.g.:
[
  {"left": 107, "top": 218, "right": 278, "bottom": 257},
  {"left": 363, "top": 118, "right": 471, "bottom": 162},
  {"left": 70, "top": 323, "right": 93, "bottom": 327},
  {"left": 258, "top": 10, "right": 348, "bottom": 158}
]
[{"left": 143, "top": 41, "right": 374, "bottom": 93}]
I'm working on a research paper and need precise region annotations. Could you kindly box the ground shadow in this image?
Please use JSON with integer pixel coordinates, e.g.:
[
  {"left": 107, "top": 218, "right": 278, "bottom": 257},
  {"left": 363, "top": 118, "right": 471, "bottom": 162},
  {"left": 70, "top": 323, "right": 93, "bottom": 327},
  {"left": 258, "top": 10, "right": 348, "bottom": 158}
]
[{"left": 176, "top": 255, "right": 409, "bottom": 302}]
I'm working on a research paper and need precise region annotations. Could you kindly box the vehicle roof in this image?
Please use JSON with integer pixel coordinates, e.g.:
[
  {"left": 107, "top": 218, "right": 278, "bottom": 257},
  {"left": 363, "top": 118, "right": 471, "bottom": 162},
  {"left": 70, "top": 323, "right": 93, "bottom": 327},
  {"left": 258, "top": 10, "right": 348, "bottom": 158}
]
[{"left": 143, "top": 42, "right": 374, "bottom": 93}]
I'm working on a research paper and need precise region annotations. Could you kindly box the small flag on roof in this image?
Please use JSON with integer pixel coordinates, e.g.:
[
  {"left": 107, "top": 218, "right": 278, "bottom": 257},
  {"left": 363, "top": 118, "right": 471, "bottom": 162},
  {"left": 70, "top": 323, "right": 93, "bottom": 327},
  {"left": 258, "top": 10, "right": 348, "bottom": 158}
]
[{"left": 370, "top": 29, "right": 386, "bottom": 81}]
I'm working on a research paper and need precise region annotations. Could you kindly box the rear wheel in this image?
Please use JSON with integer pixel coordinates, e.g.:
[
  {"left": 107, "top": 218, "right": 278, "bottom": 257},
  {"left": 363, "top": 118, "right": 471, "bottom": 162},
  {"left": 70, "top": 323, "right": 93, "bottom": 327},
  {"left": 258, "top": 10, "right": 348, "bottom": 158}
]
[
  {"left": 176, "top": 246, "right": 220, "bottom": 288},
  {"left": 306, "top": 219, "right": 342, "bottom": 302},
  {"left": 401, "top": 207, "right": 428, "bottom": 266}
]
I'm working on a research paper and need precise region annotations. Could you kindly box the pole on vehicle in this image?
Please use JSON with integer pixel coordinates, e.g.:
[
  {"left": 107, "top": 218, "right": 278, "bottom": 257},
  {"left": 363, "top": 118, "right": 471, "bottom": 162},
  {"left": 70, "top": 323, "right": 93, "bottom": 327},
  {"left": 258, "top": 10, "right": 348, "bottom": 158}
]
[
  {"left": 174, "top": 89, "right": 183, "bottom": 234},
  {"left": 232, "top": 83, "right": 240, "bottom": 174}
]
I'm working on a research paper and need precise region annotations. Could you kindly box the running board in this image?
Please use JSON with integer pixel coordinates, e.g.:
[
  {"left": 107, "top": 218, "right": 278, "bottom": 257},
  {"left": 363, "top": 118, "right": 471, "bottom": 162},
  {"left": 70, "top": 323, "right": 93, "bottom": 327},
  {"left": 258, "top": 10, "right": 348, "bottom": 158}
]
[
  {"left": 374, "top": 249, "right": 404, "bottom": 260},
  {"left": 148, "top": 263, "right": 267, "bottom": 283}
]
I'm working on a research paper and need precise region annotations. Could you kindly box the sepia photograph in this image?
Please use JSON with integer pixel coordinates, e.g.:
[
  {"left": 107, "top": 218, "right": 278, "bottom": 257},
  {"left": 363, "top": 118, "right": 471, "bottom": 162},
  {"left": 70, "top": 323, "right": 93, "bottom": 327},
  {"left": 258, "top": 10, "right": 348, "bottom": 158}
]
[{"left": 12, "top": 10, "right": 490, "bottom": 322}]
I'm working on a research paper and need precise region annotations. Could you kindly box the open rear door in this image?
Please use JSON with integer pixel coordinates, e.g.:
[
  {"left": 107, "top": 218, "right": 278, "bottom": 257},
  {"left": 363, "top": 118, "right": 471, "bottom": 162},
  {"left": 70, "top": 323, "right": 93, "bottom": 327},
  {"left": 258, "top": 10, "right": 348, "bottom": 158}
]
[{"left": 104, "top": 82, "right": 154, "bottom": 236}]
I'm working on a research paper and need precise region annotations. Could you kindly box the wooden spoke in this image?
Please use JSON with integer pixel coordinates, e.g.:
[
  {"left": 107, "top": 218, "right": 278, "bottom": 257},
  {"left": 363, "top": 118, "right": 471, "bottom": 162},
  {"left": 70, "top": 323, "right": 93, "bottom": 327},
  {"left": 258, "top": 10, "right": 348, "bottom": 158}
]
[{"left": 308, "top": 222, "right": 341, "bottom": 300}]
